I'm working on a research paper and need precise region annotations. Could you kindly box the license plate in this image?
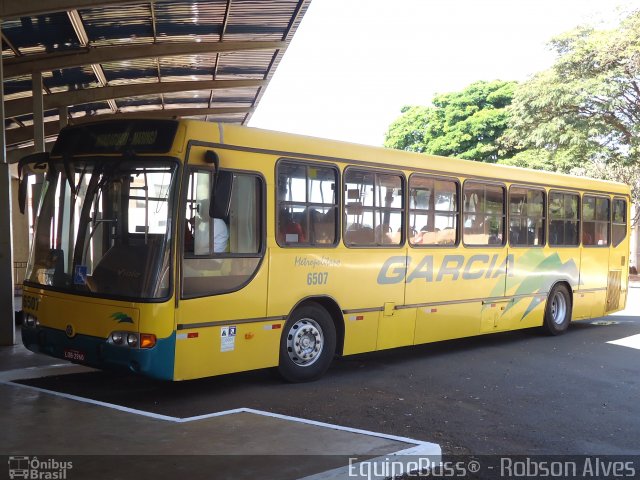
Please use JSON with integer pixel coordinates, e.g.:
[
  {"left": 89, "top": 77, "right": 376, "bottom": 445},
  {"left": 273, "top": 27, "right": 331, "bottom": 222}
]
[{"left": 63, "top": 348, "right": 86, "bottom": 362}]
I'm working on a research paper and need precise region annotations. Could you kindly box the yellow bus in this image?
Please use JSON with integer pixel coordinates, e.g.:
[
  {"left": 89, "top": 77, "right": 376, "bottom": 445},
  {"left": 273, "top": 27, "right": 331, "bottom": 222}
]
[{"left": 19, "top": 119, "right": 630, "bottom": 382}]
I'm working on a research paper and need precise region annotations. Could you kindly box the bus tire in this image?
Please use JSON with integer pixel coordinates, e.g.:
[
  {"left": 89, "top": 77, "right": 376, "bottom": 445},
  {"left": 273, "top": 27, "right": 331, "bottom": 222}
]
[
  {"left": 542, "top": 284, "right": 572, "bottom": 335},
  {"left": 278, "top": 302, "right": 336, "bottom": 383}
]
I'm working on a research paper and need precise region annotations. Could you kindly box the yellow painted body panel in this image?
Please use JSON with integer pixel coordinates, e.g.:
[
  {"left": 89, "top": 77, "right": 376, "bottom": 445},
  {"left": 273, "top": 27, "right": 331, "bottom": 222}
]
[
  {"left": 414, "top": 303, "right": 480, "bottom": 343},
  {"left": 377, "top": 308, "right": 416, "bottom": 351},
  {"left": 21, "top": 287, "right": 176, "bottom": 341},
  {"left": 342, "top": 311, "right": 378, "bottom": 355},
  {"left": 173, "top": 321, "right": 282, "bottom": 380}
]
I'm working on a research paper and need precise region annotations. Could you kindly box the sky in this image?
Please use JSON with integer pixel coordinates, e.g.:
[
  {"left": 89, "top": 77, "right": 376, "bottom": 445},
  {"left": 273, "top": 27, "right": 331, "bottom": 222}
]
[{"left": 249, "top": 0, "right": 640, "bottom": 146}]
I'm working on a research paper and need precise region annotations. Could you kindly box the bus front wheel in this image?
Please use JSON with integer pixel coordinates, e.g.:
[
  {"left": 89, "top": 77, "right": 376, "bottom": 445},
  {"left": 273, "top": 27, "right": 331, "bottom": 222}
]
[
  {"left": 542, "top": 284, "right": 572, "bottom": 335},
  {"left": 278, "top": 302, "right": 336, "bottom": 382}
]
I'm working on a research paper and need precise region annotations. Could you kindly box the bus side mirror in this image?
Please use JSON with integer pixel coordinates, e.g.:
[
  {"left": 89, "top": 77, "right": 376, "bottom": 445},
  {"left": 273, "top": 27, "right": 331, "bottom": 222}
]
[
  {"left": 210, "top": 171, "right": 233, "bottom": 219},
  {"left": 17, "top": 152, "right": 50, "bottom": 214},
  {"left": 204, "top": 149, "right": 233, "bottom": 219}
]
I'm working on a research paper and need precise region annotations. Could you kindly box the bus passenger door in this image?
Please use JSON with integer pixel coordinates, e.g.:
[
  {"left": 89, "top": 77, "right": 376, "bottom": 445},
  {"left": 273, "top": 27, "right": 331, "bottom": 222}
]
[
  {"left": 175, "top": 166, "right": 270, "bottom": 380},
  {"left": 605, "top": 198, "right": 629, "bottom": 314}
]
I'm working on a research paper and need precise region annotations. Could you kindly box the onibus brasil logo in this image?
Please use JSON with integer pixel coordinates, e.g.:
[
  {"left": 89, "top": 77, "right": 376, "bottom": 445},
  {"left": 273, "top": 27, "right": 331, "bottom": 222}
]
[{"left": 8, "top": 456, "right": 72, "bottom": 479}]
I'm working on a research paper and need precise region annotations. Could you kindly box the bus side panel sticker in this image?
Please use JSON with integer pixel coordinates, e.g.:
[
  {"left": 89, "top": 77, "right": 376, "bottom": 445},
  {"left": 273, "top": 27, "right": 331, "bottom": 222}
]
[{"left": 221, "top": 326, "right": 237, "bottom": 352}]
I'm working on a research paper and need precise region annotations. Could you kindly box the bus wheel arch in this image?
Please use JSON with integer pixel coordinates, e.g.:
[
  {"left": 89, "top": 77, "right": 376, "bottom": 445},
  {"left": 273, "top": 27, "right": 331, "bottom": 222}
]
[
  {"left": 542, "top": 281, "right": 573, "bottom": 336},
  {"left": 278, "top": 299, "right": 339, "bottom": 383}
]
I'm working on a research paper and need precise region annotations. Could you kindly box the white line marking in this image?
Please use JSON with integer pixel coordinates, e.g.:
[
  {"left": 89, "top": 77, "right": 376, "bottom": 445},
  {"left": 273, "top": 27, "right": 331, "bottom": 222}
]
[
  {"left": 237, "top": 408, "right": 438, "bottom": 448},
  {"left": 607, "top": 333, "right": 640, "bottom": 350},
  {"left": 0, "top": 379, "right": 180, "bottom": 422},
  {"left": 1, "top": 365, "right": 442, "bottom": 479},
  {"left": 3, "top": 377, "right": 436, "bottom": 446}
]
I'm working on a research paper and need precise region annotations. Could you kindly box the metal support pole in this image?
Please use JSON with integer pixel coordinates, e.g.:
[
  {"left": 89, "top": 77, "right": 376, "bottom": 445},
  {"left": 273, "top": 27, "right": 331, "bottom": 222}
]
[
  {"left": 0, "top": 22, "right": 16, "bottom": 346},
  {"left": 59, "top": 105, "right": 68, "bottom": 130},
  {"left": 33, "top": 71, "right": 45, "bottom": 153}
]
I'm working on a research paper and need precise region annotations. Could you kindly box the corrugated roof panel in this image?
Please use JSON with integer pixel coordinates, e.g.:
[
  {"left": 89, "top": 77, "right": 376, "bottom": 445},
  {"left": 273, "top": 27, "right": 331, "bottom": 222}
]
[
  {"left": 158, "top": 53, "right": 230, "bottom": 81},
  {"left": 44, "top": 66, "right": 99, "bottom": 91},
  {"left": 225, "top": 0, "right": 299, "bottom": 41},
  {"left": 208, "top": 86, "right": 260, "bottom": 100},
  {"left": 1, "top": 13, "right": 81, "bottom": 55},
  {"left": 68, "top": 103, "right": 114, "bottom": 118},
  {"left": 79, "top": 3, "right": 154, "bottom": 47},
  {"left": 102, "top": 58, "right": 158, "bottom": 83},
  {"left": 116, "top": 95, "right": 164, "bottom": 108},
  {"left": 216, "top": 51, "right": 273, "bottom": 80},
  {"left": 118, "top": 104, "right": 165, "bottom": 113},
  {"left": 2, "top": 0, "right": 310, "bottom": 146},
  {"left": 3, "top": 78, "right": 32, "bottom": 97},
  {"left": 163, "top": 92, "right": 211, "bottom": 103},
  {"left": 163, "top": 101, "right": 210, "bottom": 109},
  {"left": 154, "top": 0, "right": 226, "bottom": 43},
  {"left": 210, "top": 97, "right": 254, "bottom": 108}
]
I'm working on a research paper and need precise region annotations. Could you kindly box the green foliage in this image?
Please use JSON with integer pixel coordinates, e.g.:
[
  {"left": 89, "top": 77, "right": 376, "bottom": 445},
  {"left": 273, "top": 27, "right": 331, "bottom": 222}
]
[
  {"left": 570, "top": 161, "right": 640, "bottom": 224},
  {"left": 384, "top": 80, "right": 519, "bottom": 162},
  {"left": 497, "top": 147, "right": 583, "bottom": 173},
  {"left": 505, "top": 11, "right": 640, "bottom": 166}
]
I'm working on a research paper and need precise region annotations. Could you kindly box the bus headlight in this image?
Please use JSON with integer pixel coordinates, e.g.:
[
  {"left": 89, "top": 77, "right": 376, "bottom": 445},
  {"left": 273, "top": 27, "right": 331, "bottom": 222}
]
[
  {"left": 126, "top": 333, "right": 138, "bottom": 347},
  {"left": 111, "top": 332, "right": 124, "bottom": 345},
  {"left": 24, "top": 313, "right": 38, "bottom": 328}
]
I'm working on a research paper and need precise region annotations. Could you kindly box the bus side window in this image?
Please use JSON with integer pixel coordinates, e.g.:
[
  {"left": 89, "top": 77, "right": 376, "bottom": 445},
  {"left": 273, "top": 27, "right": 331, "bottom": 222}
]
[
  {"left": 612, "top": 199, "right": 627, "bottom": 247},
  {"left": 463, "top": 182, "right": 505, "bottom": 246},
  {"left": 583, "top": 195, "right": 610, "bottom": 246},
  {"left": 409, "top": 175, "right": 458, "bottom": 247},
  {"left": 182, "top": 173, "right": 263, "bottom": 298},
  {"left": 509, "top": 187, "right": 545, "bottom": 247},
  {"left": 276, "top": 161, "right": 338, "bottom": 246},
  {"left": 549, "top": 192, "right": 579, "bottom": 247},
  {"left": 344, "top": 168, "right": 404, "bottom": 247}
]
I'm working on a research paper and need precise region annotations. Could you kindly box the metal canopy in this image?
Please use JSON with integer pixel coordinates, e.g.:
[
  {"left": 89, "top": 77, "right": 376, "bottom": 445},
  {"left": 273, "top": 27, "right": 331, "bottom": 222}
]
[{"left": 1, "top": 0, "right": 310, "bottom": 150}]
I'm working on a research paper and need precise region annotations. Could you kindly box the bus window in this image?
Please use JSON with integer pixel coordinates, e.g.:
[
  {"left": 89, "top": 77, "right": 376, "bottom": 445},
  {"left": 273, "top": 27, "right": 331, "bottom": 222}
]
[
  {"left": 549, "top": 192, "right": 579, "bottom": 246},
  {"left": 582, "top": 195, "right": 610, "bottom": 246},
  {"left": 612, "top": 199, "right": 627, "bottom": 247},
  {"left": 344, "top": 169, "right": 404, "bottom": 247},
  {"left": 183, "top": 170, "right": 229, "bottom": 256},
  {"left": 182, "top": 172, "right": 263, "bottom": 298},
  {"left": 509, "top": 187, "right": 545, "bottom": 247},
  {"left": 463, "top": 182, "right": 505, "bottom": 246},
  {"left": 276, "top": 161, "right": 338, "bottom": 246},
  {"left": 409, "top": 175, "right": 458, "bottom": 246}
]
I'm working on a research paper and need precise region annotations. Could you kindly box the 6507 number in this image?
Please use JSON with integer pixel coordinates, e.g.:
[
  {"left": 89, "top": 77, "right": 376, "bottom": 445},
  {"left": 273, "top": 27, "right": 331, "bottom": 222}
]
[{"left": 307, "top": 272, "right": 329, "bottom": 286}]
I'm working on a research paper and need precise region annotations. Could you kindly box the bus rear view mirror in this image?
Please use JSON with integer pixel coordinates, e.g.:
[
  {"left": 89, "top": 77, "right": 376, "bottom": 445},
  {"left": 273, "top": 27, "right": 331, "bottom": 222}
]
[{"left": 17, "top": 152, "right": 50, "bottom": 215}]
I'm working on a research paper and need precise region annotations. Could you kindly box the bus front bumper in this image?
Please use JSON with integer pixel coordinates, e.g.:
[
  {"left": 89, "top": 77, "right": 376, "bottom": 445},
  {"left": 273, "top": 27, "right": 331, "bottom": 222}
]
[{"left": 21, "top": 325, "right": 175, "bottom": 380}]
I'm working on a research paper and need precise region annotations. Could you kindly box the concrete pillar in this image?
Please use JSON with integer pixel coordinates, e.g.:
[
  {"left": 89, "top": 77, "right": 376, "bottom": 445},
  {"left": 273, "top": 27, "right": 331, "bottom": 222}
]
[{"left": 0, "top": 23, "right": 16, "bottom": 346}]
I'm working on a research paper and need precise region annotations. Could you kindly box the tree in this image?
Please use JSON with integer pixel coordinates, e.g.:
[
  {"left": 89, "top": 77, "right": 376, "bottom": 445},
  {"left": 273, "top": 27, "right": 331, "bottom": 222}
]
[
  {"left": 505, "top": 10, "right": 640, "bottom": 167},
  {"left": 384, "top": 80, "right": 519, "bottom": 162}
]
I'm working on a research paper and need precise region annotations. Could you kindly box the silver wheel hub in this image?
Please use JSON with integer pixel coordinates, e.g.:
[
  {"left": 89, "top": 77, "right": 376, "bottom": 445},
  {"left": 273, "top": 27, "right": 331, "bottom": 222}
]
[
  {"left": 551, "top": 291, "right": 567, "bottom": 326},
  {"left": 286, "top": 318, "right": 324, "bottom": 367}
]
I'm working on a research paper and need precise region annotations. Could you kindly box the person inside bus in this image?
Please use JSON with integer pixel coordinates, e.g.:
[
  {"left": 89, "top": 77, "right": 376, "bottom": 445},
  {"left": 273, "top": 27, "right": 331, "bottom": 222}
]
[
  {"left": 278, "top": 208, "right": 306, "bottom": 244},
  {"left": 185, "top": 215, "right": 229, "bottom": 254}
]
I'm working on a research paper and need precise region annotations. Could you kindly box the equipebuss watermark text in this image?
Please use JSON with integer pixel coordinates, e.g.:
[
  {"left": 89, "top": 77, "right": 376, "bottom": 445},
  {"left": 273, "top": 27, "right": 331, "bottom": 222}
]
[
  {"left": 348, "top": 455, "right": 638, "bottom": 479},
  {"left": 501, "top": 457, "right": 636, "bottom": 478}
]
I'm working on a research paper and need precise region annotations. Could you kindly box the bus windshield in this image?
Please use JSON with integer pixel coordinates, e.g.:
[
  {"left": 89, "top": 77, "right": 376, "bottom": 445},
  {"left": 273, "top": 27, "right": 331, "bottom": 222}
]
[{"left": 25, "top": 157, "right": 178, "bottom": 300}]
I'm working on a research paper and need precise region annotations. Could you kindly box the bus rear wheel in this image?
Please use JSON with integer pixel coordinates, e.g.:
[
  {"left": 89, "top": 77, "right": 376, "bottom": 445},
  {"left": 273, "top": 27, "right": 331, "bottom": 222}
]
[
  {"left": 542, "top": 284, "right": 572, "bottom": 335},
  {"left": 278, "top": 302, "right": 336, "bottom": 383}
]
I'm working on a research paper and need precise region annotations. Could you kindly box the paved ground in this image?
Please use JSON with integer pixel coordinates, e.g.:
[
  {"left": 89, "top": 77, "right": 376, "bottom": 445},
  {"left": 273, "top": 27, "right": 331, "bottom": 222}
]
[{"left": 7, "top": 289, "right": 639, "bottom": 460}]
